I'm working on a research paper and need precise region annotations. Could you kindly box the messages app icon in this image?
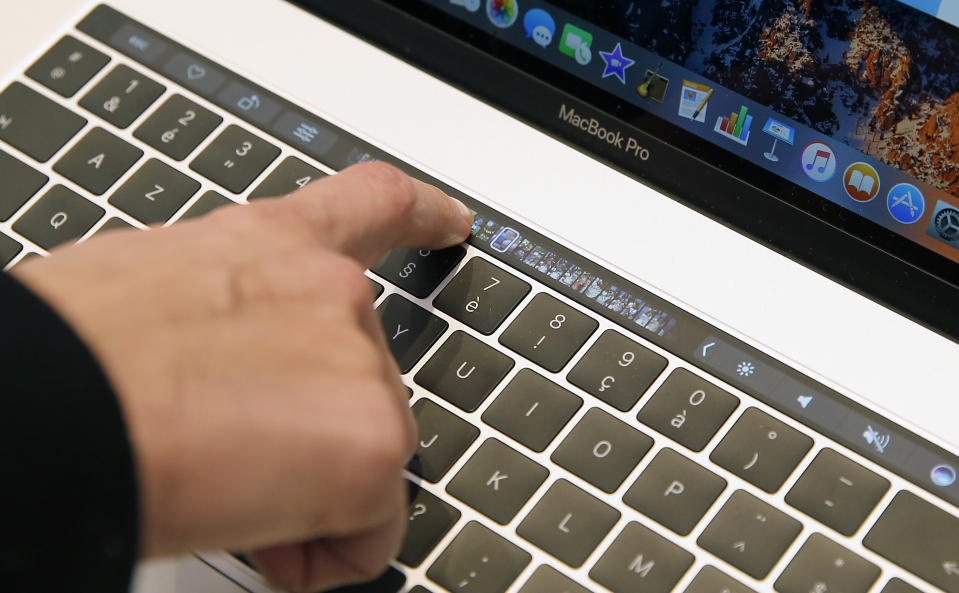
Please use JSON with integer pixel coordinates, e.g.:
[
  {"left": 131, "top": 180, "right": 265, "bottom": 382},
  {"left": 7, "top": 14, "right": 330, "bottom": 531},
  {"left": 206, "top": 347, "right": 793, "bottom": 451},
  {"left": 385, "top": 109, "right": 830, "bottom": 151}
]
[{"left": 559, "top": 23, "right": 593, "bottom": 65}]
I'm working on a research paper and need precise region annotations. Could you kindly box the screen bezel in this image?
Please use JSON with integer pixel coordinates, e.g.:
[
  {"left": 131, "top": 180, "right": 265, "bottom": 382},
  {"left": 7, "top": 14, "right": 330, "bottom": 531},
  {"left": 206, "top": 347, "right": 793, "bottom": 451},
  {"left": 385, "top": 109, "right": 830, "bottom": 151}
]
[{"left": 297, "top": 0, "right": 959, "bottom": 342}]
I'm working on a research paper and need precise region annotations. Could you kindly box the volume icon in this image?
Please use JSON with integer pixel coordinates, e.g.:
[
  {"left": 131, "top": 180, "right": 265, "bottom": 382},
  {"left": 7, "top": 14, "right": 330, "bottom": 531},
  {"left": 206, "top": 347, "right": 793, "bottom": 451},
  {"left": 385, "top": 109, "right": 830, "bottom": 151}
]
[{"left": 797, "top": 395, "right": 813, "bottom": 409}]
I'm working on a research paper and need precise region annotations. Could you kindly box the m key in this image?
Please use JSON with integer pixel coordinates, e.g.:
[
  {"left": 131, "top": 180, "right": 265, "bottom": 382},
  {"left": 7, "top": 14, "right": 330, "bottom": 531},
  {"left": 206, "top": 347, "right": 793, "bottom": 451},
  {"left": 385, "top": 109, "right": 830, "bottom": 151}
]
[{"left": 590, "top": 522, "right": 694, "bottom": 593}]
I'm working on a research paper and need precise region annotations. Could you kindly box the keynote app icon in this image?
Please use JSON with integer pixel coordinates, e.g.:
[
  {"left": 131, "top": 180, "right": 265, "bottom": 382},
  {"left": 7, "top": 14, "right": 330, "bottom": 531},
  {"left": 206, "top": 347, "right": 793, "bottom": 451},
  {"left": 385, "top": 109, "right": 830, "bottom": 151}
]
[{"left": 801, "top": 141, "right": 837, "bottom": 182}]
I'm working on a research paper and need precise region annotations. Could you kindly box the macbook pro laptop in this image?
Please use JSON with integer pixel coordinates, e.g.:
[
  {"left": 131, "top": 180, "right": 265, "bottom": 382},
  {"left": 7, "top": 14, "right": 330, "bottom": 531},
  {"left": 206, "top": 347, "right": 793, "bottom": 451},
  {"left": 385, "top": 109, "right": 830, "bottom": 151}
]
[{"left": 2, "top": 1, "right": 959, "bottom": 593}]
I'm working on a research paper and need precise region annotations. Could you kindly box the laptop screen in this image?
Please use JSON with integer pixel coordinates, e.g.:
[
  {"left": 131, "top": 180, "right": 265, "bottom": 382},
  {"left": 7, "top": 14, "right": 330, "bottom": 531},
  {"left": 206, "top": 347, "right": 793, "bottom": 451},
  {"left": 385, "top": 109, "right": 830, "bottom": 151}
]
[{"left": 361, "top": 0, "right": 959, "bottom": 287}]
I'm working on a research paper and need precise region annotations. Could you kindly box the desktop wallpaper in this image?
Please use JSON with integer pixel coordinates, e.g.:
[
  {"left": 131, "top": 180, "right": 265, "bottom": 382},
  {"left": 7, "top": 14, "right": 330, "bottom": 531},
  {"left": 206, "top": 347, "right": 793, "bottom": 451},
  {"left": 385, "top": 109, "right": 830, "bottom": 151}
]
[{"left": 554, "top": 0, "right": 959, "bottom": 196}]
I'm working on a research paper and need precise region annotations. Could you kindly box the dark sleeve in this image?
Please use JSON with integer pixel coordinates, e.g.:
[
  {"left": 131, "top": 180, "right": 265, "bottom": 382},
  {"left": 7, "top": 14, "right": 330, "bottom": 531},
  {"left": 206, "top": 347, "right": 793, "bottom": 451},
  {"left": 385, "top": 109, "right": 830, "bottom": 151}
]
[{"left": 0, "top": 271, "right": 139, "bottom": 592}]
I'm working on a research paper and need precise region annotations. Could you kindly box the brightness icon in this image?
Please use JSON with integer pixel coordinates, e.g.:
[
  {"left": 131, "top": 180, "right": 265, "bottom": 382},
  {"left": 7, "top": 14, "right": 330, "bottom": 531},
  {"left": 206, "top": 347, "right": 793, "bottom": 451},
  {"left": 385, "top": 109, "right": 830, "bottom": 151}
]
[{"left": 737, "top": 361, "right": 756, "bottom": 377}]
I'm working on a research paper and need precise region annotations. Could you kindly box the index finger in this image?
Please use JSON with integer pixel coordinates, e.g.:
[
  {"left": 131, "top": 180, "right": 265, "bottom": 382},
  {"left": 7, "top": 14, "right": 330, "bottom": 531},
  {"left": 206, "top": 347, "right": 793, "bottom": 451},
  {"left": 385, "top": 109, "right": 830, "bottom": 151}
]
[{"left": 280, "top": 162, "right": 474, "bottom": 266}]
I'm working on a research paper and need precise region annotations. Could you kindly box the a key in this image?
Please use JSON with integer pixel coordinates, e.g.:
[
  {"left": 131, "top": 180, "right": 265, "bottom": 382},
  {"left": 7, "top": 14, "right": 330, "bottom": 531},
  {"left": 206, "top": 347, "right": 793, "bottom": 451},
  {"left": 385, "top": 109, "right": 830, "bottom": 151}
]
[
  {"left": 372, "top": 247, "right": 466, "bottom": 299},
  {"left": 108, "top": 159, "right": 200, "bottom": 224},
  {"left": 93, "top": 217, "right": 138, "bottom": 236},
  {"left": 518, "top": 566, "right": 594, "bottom": 593},
  {"left": 376, "top": 294, "right": 448, "bottom": 373},
  {"left": 53, "top": 127, "right": 143, "bottom": 195},
  {"left": 622, "top": 448, "right": 726, "bottom": 536},
  {"left": 134, "top": 95, "right": 222, "bottom": 161},
  {"left": 26, "top": 36, "right": 109, "bottom": 97},
  {"left": 178, "top": 191, "right": 234, "bottom": 220},
  {"left": 637, "top": 369, "right": 739, "bottom": 452},
  {"left": 880, "top": 578, "right": 925, "bottom": 593},
  {"left": 551, "top": 408, "right": 653, "bottom": 493},
  {"left": 434, "top": 257, "right": 531, "bottom": 334},
  {"left": 774, "top": 533, "right": 880, "bottom": 593},
  {"left": 516, "top": 479, "right": 620, "bottom": 568},
  {"left": 325, "top": 567, "right": 405, "bottom": 593},
  {"left": 190, "top": 125, "right": 280, "bottom": 193},
  {"left": 567, "top": 330, "right": 667, "bottom": 411},
  {"left": 79, "top": 64, "right": 165, "bottom": 128},
  {"left": 697, "top": 490, "right": 803, "bottom": 579},
  {"left": 589, "top": 522, "right": 694, "bottom": 593},
  {"left": 414, "top": 331, "right": 512, "bottom": 411},
  {"left": 0, "top": 234, "right": 23, "bottom": 268},
  {"left": 446, "top": 438, "right": 548, "bottom": 524},
  {"left": 401, "top": 484, "right": 461, "bottom": 567},
  {"left": 427, "top": 521, "right": 531, "bottom": 593},
  {"left": 683, "top": 566, "right": 757, "bottom": 593},
  {"left": 863, "top": 490, "right": 959, "bottom": 593},
  {"left": 409, "top": 398, "right": 479, "bottom": 483},
  {"left": 13, "top": 185, "right": 104, "bottom": 250},
  {"left": 482, "top": 369, "right": 582, "bottom": 452},
  {"left": 0, "top": 149, "right": 47, "bottom": 221},
  {"left": 248, "top": 156, "right": 326, "bottom": 200},
  {"left": 500, "top": 293, "right": 598, "bottom": 372},
  {"left": 710, "top": 408, "right": 813, "bottom": 493},
  {"left": 0, "top": 82, "right": 87, "bottom": 162},
  {"left": 785, "top": 448, "right": 889, "bottom": 536}
]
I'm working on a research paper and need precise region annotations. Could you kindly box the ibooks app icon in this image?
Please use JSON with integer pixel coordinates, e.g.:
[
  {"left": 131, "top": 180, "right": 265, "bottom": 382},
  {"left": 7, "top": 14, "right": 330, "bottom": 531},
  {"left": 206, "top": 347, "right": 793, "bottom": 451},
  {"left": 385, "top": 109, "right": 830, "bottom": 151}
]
[{"left": 843, "top": 162, "right": 881, "bottom": 203}]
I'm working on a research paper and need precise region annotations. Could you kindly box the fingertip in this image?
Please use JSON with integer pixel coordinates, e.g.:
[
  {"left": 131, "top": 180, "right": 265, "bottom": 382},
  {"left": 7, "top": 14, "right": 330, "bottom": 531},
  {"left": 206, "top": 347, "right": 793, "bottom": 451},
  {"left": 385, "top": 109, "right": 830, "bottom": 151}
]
[{"left": 448, "top": 197, "right": 475, "bottom": 243}]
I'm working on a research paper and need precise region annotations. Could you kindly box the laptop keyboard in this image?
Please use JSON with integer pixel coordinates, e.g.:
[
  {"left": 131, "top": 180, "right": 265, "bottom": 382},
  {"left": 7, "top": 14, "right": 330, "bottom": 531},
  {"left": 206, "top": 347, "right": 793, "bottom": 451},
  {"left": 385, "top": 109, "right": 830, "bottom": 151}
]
[{"left": 2, "top": 7, "right": 959, "bottom": 593}]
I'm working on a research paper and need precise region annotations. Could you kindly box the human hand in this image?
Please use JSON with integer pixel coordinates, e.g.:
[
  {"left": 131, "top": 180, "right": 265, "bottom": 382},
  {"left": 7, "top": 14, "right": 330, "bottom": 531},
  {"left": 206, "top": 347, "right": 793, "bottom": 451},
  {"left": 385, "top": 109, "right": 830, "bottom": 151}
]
[{"left": 13, "top": 162, "right": 473, "bottom": 592}]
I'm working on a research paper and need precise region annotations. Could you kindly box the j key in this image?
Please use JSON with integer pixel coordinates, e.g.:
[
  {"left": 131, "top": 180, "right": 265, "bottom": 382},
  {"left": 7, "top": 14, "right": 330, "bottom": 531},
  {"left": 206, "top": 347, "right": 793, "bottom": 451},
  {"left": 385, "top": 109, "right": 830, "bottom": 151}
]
[
  {"left": 0, "top": 234, "right": 23, "bottom": 268},
  {"left": 248, "top": 156, "right": 326, "bottom": 200},
  {"left": 684, "top": 566, "right": 757, "bottom": 593},
  {"left": 427, "top": 521, "right": 531, "bottom": 593},
  {"left": 446, "top": 438, "right": 548, "bottom": 524},
  {"left": 518, "top": 566, "right": 594, "bottom": 593},
  {"left": 482, "top": 369, "right": 582, "bottom": 452},
  {"left": 500, "top": 293, "right": 598, "bottom": 372},
  {"left": 775, "top": 533, "right": 880, "bottom": 593},
  {"left": 401, "top": 484, "right": 461, "bottom": 567},
  {"left": 134, "top": 95, "right": 222, "bottom": 161},
  {"left": 589, "top": 522, "right": 694, "bottom": 593},
  {"left": 414, "top": 331, "right": 513, "bottom": 412},
  {"left": 108, "top": 159, "right": 200, "bottom": 224},
  {"left": 0, "top": 149, "right": 47, "bottom": 221},
  {"left": 372, "top": 247, "right": 466, "bottom": 299},
  {"left": 637, "top": 369, "right": 739, "bottom": 452},
  {"left": 26, "top": 36, "right": 109, "bottom": 97},
  {"left": 0, "top": 82, "right": 87, "bottom": 162},
  {"left": 191, "top": 125, "right": 280, "bottom": 193},
  {"left": 567, "top": 330, "right": 667, "bottom": 411},
  {"left": 178, "top": 191, "right": 234, "bottom": 220},
  {"left": 13, "top": 185, "right": 104, "bottom": 250},
  {"left": 434, "top": 257, "right": 531, "bottom": 334},
  {"left": 376, "top": 294, "right": 448, "bottom": 373},
  {"left": 517, "top": 479, "right": 620, "bottom": 568},
  {"left": 54, "top": 127, "right": 143, "bottom": 195},
  {"left": 710, "top": 407, "right": 812, "bottom": 493},
  {"left": 409, "top": 398, "right": 479, "bottom": 483},
  {"left": 79, "top": 65, "right": 165, "bottom": 129},
  {"left": 880, "top": 579, "right": 924, "bottom": 593},
  {"left": 697, "top": 490, "right": 802, "bottom": 579},
  {"left": 326, "top": 567, "right": 405, "bottom": 593},
  {"left": 623, "top": 448, "right": 726, "bottom": 536},
  {"left": 864, "top": 490, "right": 959, "bottom": 593},
  {"left": 785, "top": 448, "right": 889, "bottom": 536},
  {"left": 551, "top": 408, "right": 653, "bottom": 493}
]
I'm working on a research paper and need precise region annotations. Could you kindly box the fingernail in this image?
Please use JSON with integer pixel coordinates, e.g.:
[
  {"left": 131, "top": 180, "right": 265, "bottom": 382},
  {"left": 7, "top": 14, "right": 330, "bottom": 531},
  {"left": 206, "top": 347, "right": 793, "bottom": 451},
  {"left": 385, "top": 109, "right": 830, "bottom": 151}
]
[{"left": 455, "top": 198, "right": 474, "bottom": 223}]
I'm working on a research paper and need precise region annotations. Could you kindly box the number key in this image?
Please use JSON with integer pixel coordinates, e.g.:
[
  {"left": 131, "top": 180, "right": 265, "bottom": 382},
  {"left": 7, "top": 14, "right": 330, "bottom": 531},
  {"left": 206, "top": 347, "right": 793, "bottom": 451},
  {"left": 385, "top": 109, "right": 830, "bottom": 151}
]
[
  {"left": 372, "top": 246, "right": 466, "bottom": 299},
  {"left": 134, "top": 95, "right": 222, "bottom": 160},
  {"left": 79, "top": 64, "right": 165, "bottom": 128},
  {"left": 637, "top": 369, "right": 739, "bottom": 452},
  {"left": 568, "top": 330, "right": 667, "bottom": 411},
  {"left": 500, "top": 293, "right": 597, "bottom": 372},
  {"left": 434, "top": 257, "right": 531, "bottom": 334},
  {"left": 248, "top": 156, "right": 326, "bottom": 200},
  {"left": 190, "top": 125, "right": 280, "bottom": 193}
]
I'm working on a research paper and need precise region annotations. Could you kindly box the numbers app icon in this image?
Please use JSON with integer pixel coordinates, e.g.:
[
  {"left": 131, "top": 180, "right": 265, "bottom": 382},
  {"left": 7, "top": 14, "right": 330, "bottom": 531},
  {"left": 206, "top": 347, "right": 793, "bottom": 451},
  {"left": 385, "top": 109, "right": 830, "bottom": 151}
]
[{"left": 801, "top": 141, "right": 837, "bottom": 182}]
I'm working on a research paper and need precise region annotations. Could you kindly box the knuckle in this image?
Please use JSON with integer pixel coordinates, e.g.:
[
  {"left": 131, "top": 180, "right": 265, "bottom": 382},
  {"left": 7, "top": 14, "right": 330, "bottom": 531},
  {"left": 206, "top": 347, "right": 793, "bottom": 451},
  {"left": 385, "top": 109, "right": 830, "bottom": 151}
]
[
  {"left": 322, "top": 252, "right": 375, "bottom": 306},
  {"left": 355, "top": 162, "right": 417, "bottom": 217}
]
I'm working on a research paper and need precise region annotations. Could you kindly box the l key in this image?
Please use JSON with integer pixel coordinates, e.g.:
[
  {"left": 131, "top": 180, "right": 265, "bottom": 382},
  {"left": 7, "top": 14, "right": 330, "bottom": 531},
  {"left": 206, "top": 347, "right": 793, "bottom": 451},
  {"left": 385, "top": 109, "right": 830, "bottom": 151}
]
[{"left": 376, "top": 294, "right": 448, "bottom": 373}]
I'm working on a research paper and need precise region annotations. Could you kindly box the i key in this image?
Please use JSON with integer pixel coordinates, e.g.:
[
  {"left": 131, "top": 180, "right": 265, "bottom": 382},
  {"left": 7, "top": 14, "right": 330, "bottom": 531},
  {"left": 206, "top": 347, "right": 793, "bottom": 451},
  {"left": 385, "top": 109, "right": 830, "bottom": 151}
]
[
  {"left": 500, "top": 293, "right": 597, "bottom": 372},
  {"left": 567, "top": 330, "right": 667, "bottom": 411},
  {"left": 372, "top": 246, "right": 466, "bottom": 299}
]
